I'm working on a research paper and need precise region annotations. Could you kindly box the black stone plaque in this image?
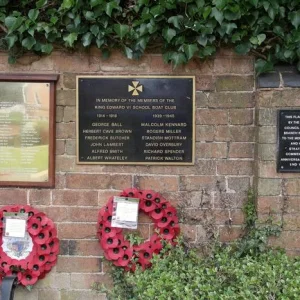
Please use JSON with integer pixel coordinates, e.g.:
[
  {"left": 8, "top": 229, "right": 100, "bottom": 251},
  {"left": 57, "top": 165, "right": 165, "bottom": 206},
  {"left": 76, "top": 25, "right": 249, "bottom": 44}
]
[
  {"left": 77, "top": 76, "right": 195, "bottom": 165},
  {"left": 277, "top": 110, "right": 300, "bottom": 172}
]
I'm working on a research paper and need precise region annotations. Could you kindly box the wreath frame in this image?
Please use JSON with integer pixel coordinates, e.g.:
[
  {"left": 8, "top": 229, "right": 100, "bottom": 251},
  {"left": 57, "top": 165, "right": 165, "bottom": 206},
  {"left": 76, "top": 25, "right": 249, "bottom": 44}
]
[
  {"left": 97, "top": 188, "right": 180, "bottom": 271},
  {"left": 0, "top": 205, "right": 59, "bottom": 286}
]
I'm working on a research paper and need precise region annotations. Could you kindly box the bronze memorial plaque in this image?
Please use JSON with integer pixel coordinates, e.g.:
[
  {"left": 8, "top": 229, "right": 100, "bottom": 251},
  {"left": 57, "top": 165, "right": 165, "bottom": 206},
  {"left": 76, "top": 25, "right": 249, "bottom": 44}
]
[
  {"left": 77, "top": 76, "right": 195, "bottom": 165},
  {"left": 0, "top": 74, "right": 58, "bottom": 187}
]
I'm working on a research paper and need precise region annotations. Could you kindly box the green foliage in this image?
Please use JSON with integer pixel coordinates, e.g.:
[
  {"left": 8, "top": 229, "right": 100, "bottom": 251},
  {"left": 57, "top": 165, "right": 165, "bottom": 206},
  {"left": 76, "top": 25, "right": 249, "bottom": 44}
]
[
  {"left": 96, "top": 191, "right": 292, "bottom": 299},
  {"left": 0, "top": 1, "right": 300, "bottom": 70}
]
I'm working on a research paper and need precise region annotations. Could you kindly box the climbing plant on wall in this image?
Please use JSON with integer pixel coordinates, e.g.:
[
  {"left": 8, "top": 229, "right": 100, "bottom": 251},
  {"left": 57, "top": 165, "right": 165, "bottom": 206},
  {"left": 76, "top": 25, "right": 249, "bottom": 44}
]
[{"left": 0, "top": 0, "right": 300, "bottom": 73}]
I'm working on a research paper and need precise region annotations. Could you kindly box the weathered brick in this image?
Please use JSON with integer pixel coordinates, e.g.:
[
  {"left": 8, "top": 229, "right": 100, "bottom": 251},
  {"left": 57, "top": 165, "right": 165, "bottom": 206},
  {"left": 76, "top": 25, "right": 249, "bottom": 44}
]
[
  {"left": 228, "top": 143, "right": 254, "bottom": 158},
  {"left": 55, "top": 155, "right": 75, "bottom": 172},
  {"left": 214, "top": 209, "right": 245, "bottom": 225},
  {"left": 35, "top": 272, "right": 70, "bottom": 289},
  {"left": 196, "top": 224, "right": 208, "bottom": 243},
  {"left": 257, "top": 178, "right": 281, "bottom": 196},
  {"left": 230, "top": 57, "right": 254, "bottom": 74},
  {"left": 134, "top": 175, "right": 179, "bottom": 192},
  {"left": 196, "top": 91, "right": 209, "bottom": 108},
  {"left": 36, "top": 206, "right": 69, "bottom": 222},
  {"left": 185, "top": 57, "right": 214, "bottom": 74},
  {"left": 15, "top": 289, "right": 38, "bottom": 300},
  {"left": 181, "top": 224, "right": 197, "bottom": 242},
  {"left": 196, "top": 142, "right": 228, "bottom": 158},
  {"left": 196, "top": 125, "right": 215, "bottom": 142},
  {"left": 180, "top": 175, "right": 224, "bottom": 191},
  {"left": 69, "top": 207, "right": 98, "bottom": 221},
  {"left": 217, "top": 161, "right": 253, "bottom": 175},
  {"left": 195, "top": 160, "right": 217, "bottom": 175},
  {"left": 71, "top": 273, "right": 112, "bottom": 290},
  {"left": 269, "top": 231, "right": 300, "bottom": 249},
  {"left": 56, "top": 139, "right": 65, "bottom": 155},
  {"left": 214, "top": 126, "right": 255, "bottom": 142},
  {"left": 228, "top": 109, "right": 253, "bottom": 125},
  {"left": 72, "top": 239, "right": 103, "bottom": 256},
  {"left": 285, "top": 197, "right": 300, "bottom": 213},
  {"left": 283, "top": 214, "right": 300, "bottom": 230},
  {"left": 56, "top": 122, "right": 76, "bottom": 139},
  {"left": 56, "top": 105, "right": 64, "bottom": 122},
  {"left": 285, "top": 179, "right": 300, "bottom": 195},
  {"left": 57, "top": 89, "right": 76, "bottom": 106},
  {"left": 64, "top": 106, "right": 76, "bottom": 122},
  {"left": 257, "top": 196, "right": 283, "bottom": 214},
  {"left": 219, "top": 226, "right": 244, "bottom": 242},
  {"left": 57, "top": 257, "right": 101, "bottom": 273},
  {"left": 63, "top": 73, "right": 76, "bottom": 89},
  {"left": 257, "top": 144, "right": 276, "bottom": 161},
  {"left": 214, "top": 192, "right": 248, "bottom": 209},
  {"left": 196, "top": 109, "right": 228, "bottom": 125},
  {"left": 216, "top": 76, "right": 254, "bottom": 91},
  {"left": 258, "top": 108, "right": 277, "bottom": 125},
  {"left": 53, "top": 190, "right": 98, "bottom": 206},
  {"left": 98, "top": 190, "right": 122, "bottom": 206},
  {"left": 29, "top": 189, "right": 51, "bottom": 206},
  {"left": 258, "top": 126, "right": 276, "bottom": 143},
  {"left": 208, "top": 92, "right": 254, "bottom": 108},
  {"left": 259, "top": 89, "right": 300, "bottom": 107},
  {"left": 58, "top": 223, "right": 96, "bottom": 239},
  {"left": 61, "top": 290, "right": 106, "bottom": 300},
  {"left": 66, "top": 174, "right": 132, "bottom": 189},
  {"left": 227, "top": 177, "right": 251, "bottom": 193},
  {"left": 38, "top": 290, "right": 60, "bottom": 300},
  {"left": 0, "top": 190, "right": 27, "bottom": 205},
  {"left": 65, "top": 139, "right": 76, "bottom": 155},
  {"left": 195, "top": 75, "right": 215, "bottom": 91},
  {"left": 56, "top": 174, "right": 66, "bottom": 189}
]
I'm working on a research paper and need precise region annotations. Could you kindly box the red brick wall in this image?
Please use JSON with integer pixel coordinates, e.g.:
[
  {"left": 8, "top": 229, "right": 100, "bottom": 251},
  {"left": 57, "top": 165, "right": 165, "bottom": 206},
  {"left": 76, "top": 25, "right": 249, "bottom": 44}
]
[{"left": 0, "top": 49, "right": 255, "bottom": 299}]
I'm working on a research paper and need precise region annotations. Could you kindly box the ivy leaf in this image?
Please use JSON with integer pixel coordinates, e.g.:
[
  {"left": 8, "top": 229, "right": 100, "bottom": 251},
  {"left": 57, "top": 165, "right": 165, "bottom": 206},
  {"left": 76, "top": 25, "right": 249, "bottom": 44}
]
[
  {"left": 22, "top": 36, "right": 36, "bottom": 50},
  {"left": 249, "top": 0, "right": 258, "bottom": 7},
  {"left": 36, "top": 0, "right": 47, "bottom": 8},
  {"left": 61, "top": 0, "right": 74, "bottom": 9},
  {"left": 90, "top": 25, "right": 99, "bottom": 36},
  {"left": 8, "top": 56, "right": 16, "bottom": 64},
  {"left": 203, "top": 7, "right": 212, "bottom": 20},
  {"left": 28, "top": 9, "right": 39, "bottom": 22},
  {"left": 197, "top": 35, "right": 207, "bottom": 47},
  {"left": 50, "top": 16, "right": 58, "bottom": 24},
  {"left": 255, "top": 59, "right": 274, "bottom": 76},
  {"left": 106, "top": 1, "right": 120, "bottom": 17},
  {"left": 41, "top": 43, "right": 53, "bottom": 54},
  {"left": 5, "top": 16, "right": 23, "bottom": 34},
  {"left": 63, "top": 32, "right": 78, "bottom": 47},
  {"left": 0, "top": 0, "right": 8, "bottom": 6},
  {"left": 183, "top": 44, "right": 198, "bottom": 60},
  {"left": 168, "top": 15, "right": 183, "bottom": 29},
  {"left": 211, "top": 7, "right": 224, "bottom": 25},
  {"left": 96, "top": 37, "right": 104, "bottom": 48},
  {"left": 235, "top": 42, "right": 251, "bottom": 54},
  {"left": 5, "top": 35, "right": 17, "bottom": 49},
  {"left": 101, "top": 48, "right": 111, "bottom": 59},
  {"left": 84, "top": 11, "right": 95, "bottom": 21},
  {"left": 90, "top": 0, "right": 103, "bottom": 8},
  {"left": 170, "top": 52, "right": 186, "bottom": 68},
  {"left": 289, "top": 10, "right": 300, "bottom": 29},
  {"left": 82, "top": 32, "right": 93, "bottom": 47},
  {"left": 113, "top": 24, "right": 129, "bottom": 39},
  {"left": 124, "top": 46, "right": 133, "bottom": 59},
  {"left": 162, "top": 28, "right": 176, "bottom": 43}
]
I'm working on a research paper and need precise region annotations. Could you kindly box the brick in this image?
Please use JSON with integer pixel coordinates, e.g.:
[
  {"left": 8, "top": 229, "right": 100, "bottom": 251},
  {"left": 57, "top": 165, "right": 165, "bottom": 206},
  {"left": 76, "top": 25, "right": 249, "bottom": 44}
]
[
  {"left": 56, "top": 105, "right": 64, "bottom": 122},
  {"left": 148, "top": 55, "right": 173, "bottom": 73},
  {"left": 64, "top": 106, "right": 76, "bottom": 122},
  {"left": 36, "top": 206, "right": 69, "bottom": 222},
  {"left": 228, "top": 109, "right": 253, "bottom": 125},
  {"left": 31, "top": 56, "right": 54, "bottom": 71},
  {"left": 65, "top": 139, "right": 76, "bottom": 155},
  {"left": 0, "top": 189, "right": 27, "bottom": 205},
  {"left": 216, "top": 76, "right": 254, "bottom": 91},
  {"left": 148, "top": 164, "right": 198, "bottom": 176},
  {"left": 61, "top": 290, "right": 106, "bottom": 300},
  {"left": 196, "top": 142, "right": 227, "bottom": 158},
  {"left": 63, "top": 73, "right": 76, "bottom": 89},
  {"left": 195, "top": 160, "right": 217, "bottom": 175},
  {"left": 134, "top": 175, "right": 179, "bottom": 192},
  {"left": 217, "top": 161, "right": 253, "bottom": 175},
  {"left": 257, "top": 72, "right": 280, "bottom": 88},
  {"left": 56, "top": 122, "right": 76, "bottom": 139},
  {"left": 257, "top": 213, "right": 281, "bottom": 224},
  {"left": 56, "top": 156, "right": 75, "bottom": 172},
  {"left": 214, "top": 209, "right": 245, "bottom": 225},
  {"left": 283, "top": 214, "right": 300, "bottom": 230},
  {"left": 228, "top": 143, "right": 254, "bottom": 158},
  {"left": 208, "top": 92, "right": 254, "bottom": 108},
  {"left": 196, "top": 224, "right": 208, "bottom": 243},
  {"left": 72, "top": 239, "right": 102, "bottom": 256},
  {"left": 196, "top": 109, "right": 228, "bottom": 125},
  {"left": 228, "top": 126, "right": 255, "bottom": 142},
  {"left": 285, "top": 197, "right": 300, "bottom": 213},
  {"left": 214, "top": 192, "right": 248, "bottom": 209},
  {"left": 219, "top": 226, "right": 244, "bottom": 242},
  {"left": 29, "top": 189, "right": 51, "bottom": 206},
  {"left": 258, "top": 126, "right": 276, "bottom": 143},
  {"left": 35, "top": 272, "right": 70, "bottom": 289},
  {"left": 185, "top": 57, "right": 214, "bottom": 74},
  {"left": 56, "top": 139, "right": 65, "bottom": 155},
  {"left": 196, "top": 125, "right": 214, "bottom": 142},
  {"left": 285, "top": 179, "right": 300, "bottom": 195},
  {"left": 57, "top": 257, "right": 101, "bottom": 273},
  {"left": 214, "top": 57, "right": 231, "bottom": 73},
  {"left": 71, "top": 273, "right": 112, "bottom": 290},
  {"left": 15, "top": 289, "right": 38, "bottom": 300},
  {"left": 69, "top": 207, "right": 98, "bottom": 221},
  {"left": 258, "top": 89, "right": 300, "bottom": 107},
  {"left": 257, "top": 196, "right": 283, "bottom": 214},
  {"left": 58, "top": 223, "right": 96, "bottom": 239},
  {"left": 227, "top": 177, "right": 250, "bottom": 193},
  {"left": 181, "top": 224, "right": 197, "bottom": 242},
  {"left": 269, "top": 231, "right": 300, "bottom": 249},
  {"left": 257, "top": 178, "right": 281, "bottom": 196},
  {"left": 195, "top": 75, "right": 215, "bottom": 91},
  {"left": 98, "top": 190, "right": 122, "bottom": 206},
  {"left": 57, "top": 89, "right": 76, "bottom": 106},
  {"left": 56, "top": 174, "right": 66, "bottom": 189},
  {"left": 38, "top": 290, "right": 60, "bottom": 300},
  {"left": 196, "top": 91, "right": 209, "bottom": 108},
  {"left": 258, "top": 108, "right": 277, "bottom": 125},
  {"left": 66, "top": 174, "right": 132, "bottom": 189},
  {"left": 257, "top": 144, "right": 276, "bottom": 161},
  {"left": 179, "top": 190, "right": 212, "bottom": 208},
  {"left": 230, "top": 57, "right": 254, "bottom": 74},
  {"left": 53, "top": 190, "right": 98, "bottom": 206},
  {"left": 180, "top": 175, "right": 224, "bottom": 192}
]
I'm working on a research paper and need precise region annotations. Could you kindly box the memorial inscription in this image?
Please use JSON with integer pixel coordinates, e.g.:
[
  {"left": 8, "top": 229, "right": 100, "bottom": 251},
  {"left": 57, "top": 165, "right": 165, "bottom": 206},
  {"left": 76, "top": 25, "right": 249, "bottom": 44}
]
[
  {"left": 277, "top": 110, "right": 300, "bottom": 172},
  {"left": 77, "top": 76, "right": 195, "bottom": 165}
]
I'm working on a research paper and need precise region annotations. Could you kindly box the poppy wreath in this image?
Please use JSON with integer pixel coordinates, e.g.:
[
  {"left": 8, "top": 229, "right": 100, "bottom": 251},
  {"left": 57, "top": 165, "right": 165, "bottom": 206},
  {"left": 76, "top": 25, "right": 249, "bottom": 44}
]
[
  {"left": 97, "top": 188, "right": 180, "bottom": 271},
  {"left": 0, "top": 205, "right": 59, "bottom": 286}
]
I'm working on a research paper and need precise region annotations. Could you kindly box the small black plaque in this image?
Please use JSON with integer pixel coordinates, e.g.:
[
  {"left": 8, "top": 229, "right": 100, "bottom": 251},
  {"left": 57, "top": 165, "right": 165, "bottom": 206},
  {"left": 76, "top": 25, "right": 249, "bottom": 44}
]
[
  {"left": 77, "top": 76, "right": 195, "bottom": 165},
  {"left": 277, "top": 110, "right": 300, "bottom": 172}
]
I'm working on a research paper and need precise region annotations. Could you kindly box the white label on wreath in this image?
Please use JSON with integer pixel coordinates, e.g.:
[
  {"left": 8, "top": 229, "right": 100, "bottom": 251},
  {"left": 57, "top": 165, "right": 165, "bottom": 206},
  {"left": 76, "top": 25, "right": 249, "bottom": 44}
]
[
  {"left": 2, "top": 233, "right": 33, "bottom": 260},
  {"left": 5, "top": 218, "right": 26, "bottom": 238},
  {"left": 111, "top": 196, "right": 139, "bottom": 229}
]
